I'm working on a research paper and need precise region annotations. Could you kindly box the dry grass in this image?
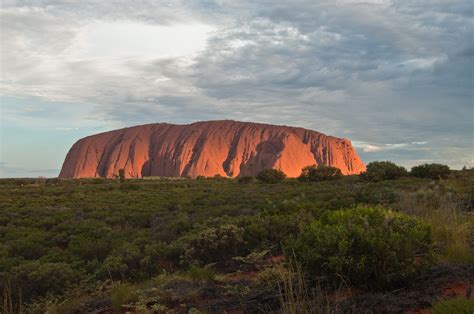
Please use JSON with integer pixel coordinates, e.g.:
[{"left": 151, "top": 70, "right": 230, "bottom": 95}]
[
  {"left": 432, "top": 297, "right": 474, "bottom": 314},
  {"left": 271, "top": 258, "right": 344, "bottom": 314},
  {"left": 396, "top": 181, "right": 474, "bottom": 264},
  {"left": 2, "top": 282, "right": 23, "bottom": 314},
  {"left": 110, "top": 283, "right": 137, "bottom": 311}
]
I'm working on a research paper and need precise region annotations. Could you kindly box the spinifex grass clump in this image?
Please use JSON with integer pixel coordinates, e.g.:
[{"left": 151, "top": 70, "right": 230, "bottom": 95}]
[
  {"left": 285, "top": 206, "right": 434, "bottom": 290},
  {"left": 432, "top": 297, "right": 474, "bottom": 314},
  {"left": 397, "top": 181, "right": 474, "bottom": 264}
]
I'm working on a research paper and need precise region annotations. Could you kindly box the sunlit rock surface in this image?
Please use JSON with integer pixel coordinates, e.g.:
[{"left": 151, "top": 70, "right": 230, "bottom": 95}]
[{"left": 59, "top": 120, "right": 366, "bottom": 178}]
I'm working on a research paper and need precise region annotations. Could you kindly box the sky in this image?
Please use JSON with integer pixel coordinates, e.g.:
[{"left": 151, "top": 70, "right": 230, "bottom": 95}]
[{"left": 0, "top": 0, "right": 473, "bottom": 177}]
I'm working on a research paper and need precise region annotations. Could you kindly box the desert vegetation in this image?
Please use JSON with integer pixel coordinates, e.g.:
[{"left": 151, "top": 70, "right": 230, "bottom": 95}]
[
  {"left": 0, "top": 163, "right": 472, "bottom": 313},
  {"left": 297, "top": 165, "right": 342, "bottom": 182}
]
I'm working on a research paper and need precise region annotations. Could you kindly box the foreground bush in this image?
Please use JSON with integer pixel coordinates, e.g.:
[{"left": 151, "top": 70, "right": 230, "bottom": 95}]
[
  {"left": 411, "top": 163, "right": 450, "bottom": 180},
  {"left": 285, "top": 206, "right": 434, "bottom": 289},
  {"left": 362, "top": 161, "right": 408, "bottom": 181},
  {"left": 244, "top": 208, "right": 313, "bottom": 251},
  {"left": 183, "top": 224, "right": 245, "bottom": 265},
  {"left": 256, "top": 169, "right": 287, "bottom": 183},
  {"left": 298, "top": 165, "right": 342, "bottom": 182},
  {"left": 3, "top": 261, "right": 83, "bottom": 302}
]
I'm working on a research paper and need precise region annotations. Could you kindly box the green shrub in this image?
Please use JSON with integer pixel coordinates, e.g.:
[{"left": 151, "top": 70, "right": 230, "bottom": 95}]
[
  {"left": 237, "top": 176, "right": 254, "bottom": 184},
  {"left": 119, "top": 182, "right": 141, "bottom": 190},
  {"left": 362, "top": 161, "right": 408, "bottom": 181},
  {"left": 244, "top": 212, "right": 299, "bottom": 251},
  {"left": 5, "top": 261, "right": 83, "bottom": 301},
  {"left": 68, "top": 234, "right": 115, "bottom": 262},
  {"left": 102, "top": 243, "right": 141, "bottom": 280},
  {"left": 212, "top": 174, "right": 228, "bottom": 180},
  {"left": 432, "top": 297, "right": 474, "bottom": 314},
  {"left": 90, "top": 178, "right": 106, "bottom": 184},
  {"left": 6, "top": 228, "right": 49, "bottom": 259},
  {"left": 142, "top": 242, "right": 182, "bottom": 273},
  {"left": 185, "top": 265, "right": 216, "bottom": 283},
  {"left": 183, "top": 224, "right": 244, "bottom": 265},
  {"left": 284, "top": 206, "right": 434, "bottom": 289},
  {"left": 411, "top": 163, "right": 451, "bottom": 180},
  {"left": 298, "top": 165, "right": 342, "bottom": 182},
  {"left": 256, "top": 169, "right": 287, "bottom": 183},
  {"left": 355, "top": 185, "right": 400, "bottom": 205},
  {"left": 110, "top": 284, "right": 136, "bottom": 311}
]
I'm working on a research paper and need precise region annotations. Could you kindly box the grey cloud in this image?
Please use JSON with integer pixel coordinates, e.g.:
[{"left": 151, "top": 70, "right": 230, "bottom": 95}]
[{"left": 1, "top": 0, "right": 472, "bottom": 169}]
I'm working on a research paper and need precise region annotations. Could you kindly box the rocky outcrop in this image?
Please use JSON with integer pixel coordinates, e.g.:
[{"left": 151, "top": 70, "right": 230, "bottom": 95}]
[{"left": 59, "top": 120, "right": 366, "bottom": 178}]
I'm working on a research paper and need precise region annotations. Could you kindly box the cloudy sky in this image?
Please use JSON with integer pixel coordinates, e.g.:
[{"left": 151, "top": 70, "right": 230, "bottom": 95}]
[{"left": 0, "top": 0, "right": 472, "bottom": 177}]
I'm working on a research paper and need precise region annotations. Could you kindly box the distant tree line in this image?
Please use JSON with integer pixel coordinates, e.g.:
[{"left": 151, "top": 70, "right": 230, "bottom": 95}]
[
  {"left": 116, "top": 161, "right": 453, "bottom": 183},
  {"left": 252, "top": 161, "right": 452, "bottom": 183}
]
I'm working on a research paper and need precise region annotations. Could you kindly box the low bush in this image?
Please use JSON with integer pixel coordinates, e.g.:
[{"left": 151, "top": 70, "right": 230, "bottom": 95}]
[
  {"left": 362, "top": 161, "right": 408, "bottom": 181},
  {"left": 185, "top": 265, "right": 216, "bottom": 283},
  {"left": 182, "top": 224, "right": 245, "bottom": 265},
  {"left": 411, "top": 163, "right": 450, "bottom": 180},
  {"left": 432, "top": 297, "right": 474, "bottom": 314},
  {"left": 102, "top": 243, "right": 142, "bottom": 280},
  {"left": 284, "top": 206, "right": 434, "bottom": 289},
  {"left": 355, "top": 185, "right": 400, "bottom": 205},
  {"left": 119, "top": 182, "right": 141, "bottom": 190},
  {"left": 298, "top": 165, "right": 342, "bottom": 182},
  {"left": 244, "top": 209, "right": 313, "bottom": 251},
  {"left": 237, "top": 176, "right": 254, "bottom": 184},
  {"left": 256, "top": 169, "right": 287, "bottom": 183},
  {"left": 68, "top": 234, "right": 115, "bottom": 262},
  {"left": 4, "top": 261, "right": 83, "bottom": 302},
  {"left": 212, "top": 174, "right": 228, "bottom": 180}
]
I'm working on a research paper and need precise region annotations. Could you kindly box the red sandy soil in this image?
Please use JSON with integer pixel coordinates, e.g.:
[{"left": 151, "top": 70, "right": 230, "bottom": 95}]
[
  {"left": 92, "top": 264, "right": 472, "bottom": 313},
  {"left": 441, "top": 281, "right": 472, "bottom": 299},
  {"left": 404, "top": 282, "right": 472, "bottom": 314}
]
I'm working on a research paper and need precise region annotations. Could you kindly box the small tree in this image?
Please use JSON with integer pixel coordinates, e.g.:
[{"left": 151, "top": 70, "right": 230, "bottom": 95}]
[
  {"left": 362, "top": 161, "right": 407, "bottom": 181},
  {"left": 118, "top": 169, "right": 125, "bottom": 183},
  {"left": 298, "top": 164, "right": 342, "bottom": 182},
  {"left": 411, "top": 163, "right": 450, "bottom": 180},
  {"left": 256, "top": 169, "right": 287, "bottom": 183}
]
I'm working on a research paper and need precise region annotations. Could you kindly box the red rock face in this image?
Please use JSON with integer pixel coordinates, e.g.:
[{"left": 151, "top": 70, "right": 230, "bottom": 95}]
[{"left": 59, "top": 120, "right": 366, "bottom": 178}]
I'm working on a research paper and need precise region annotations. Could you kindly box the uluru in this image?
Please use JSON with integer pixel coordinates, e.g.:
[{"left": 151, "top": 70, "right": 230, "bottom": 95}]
[{"left": 59, "top": 120, "right": 366, "bottom": 178}]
